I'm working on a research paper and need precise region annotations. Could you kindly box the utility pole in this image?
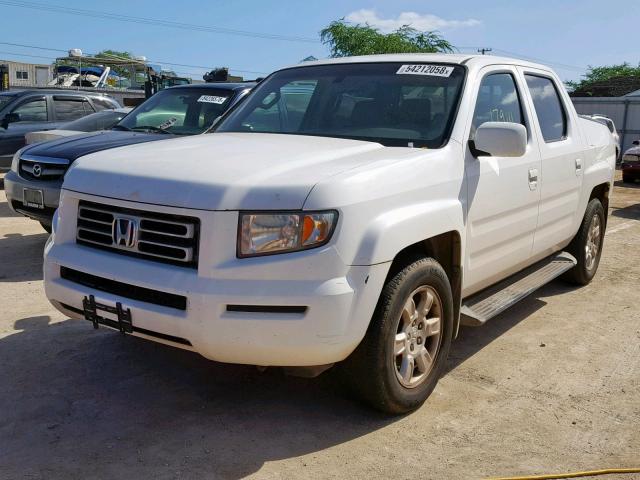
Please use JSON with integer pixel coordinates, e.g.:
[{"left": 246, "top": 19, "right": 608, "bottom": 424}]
[{"left": 478, "top": 48, "right": 492, "bottom": 55}]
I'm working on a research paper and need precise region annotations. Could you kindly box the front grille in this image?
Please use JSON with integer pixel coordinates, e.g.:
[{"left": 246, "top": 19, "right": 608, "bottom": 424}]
[
  {"left": 76, "top": 200, "right": 200, "bottom": 268},
  {"left": 60, "top": 267, "right": 187, "bottom": 310},
  {"left": 19, "top": 154, "right": 70, "bottom": 181}
]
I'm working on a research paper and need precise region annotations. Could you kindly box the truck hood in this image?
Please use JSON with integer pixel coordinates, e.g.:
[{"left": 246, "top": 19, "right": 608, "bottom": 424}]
[
  {"left": 64, "top": 132, "right": 402, "bottom": 210},
  {"left": 22, "top": 130, "right": 170, "bottom": 161}
]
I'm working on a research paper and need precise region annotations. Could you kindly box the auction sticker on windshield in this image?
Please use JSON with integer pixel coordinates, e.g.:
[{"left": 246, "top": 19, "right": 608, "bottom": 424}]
[
  {"left": 396, "top": 65, "right": 454, "bottom": 77},
  {"left": 198, "top": 95, "right": 228, "bottom": 104}
]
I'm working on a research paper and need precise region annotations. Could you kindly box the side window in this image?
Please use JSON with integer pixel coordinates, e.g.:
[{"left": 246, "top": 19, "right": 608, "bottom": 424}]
[
  {"left": 472, "top": 73, "right": 524, "bottom": 134},
  {"left": 12, "top": 98, "right": 47, "bottom": 122},
  {"left": 54, "top": 98, "right": 91, "bottom": 121},
  {"left": 524, "top": 75, "right": 567, "bottom": 142},
  {"left": 92, "top": 98, "right": 116, "bottom": 111},
  {"left": 241, "top": 80, "right": 318, "bottom": 132}
]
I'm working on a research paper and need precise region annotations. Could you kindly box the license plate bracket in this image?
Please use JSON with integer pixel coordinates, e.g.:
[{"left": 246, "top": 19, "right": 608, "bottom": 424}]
[
  {"left": 82, "top": 295, "right": 133, "bottom": 334},
  {"left": 23, "top": 188, "right": 44, "bottom": 209}
]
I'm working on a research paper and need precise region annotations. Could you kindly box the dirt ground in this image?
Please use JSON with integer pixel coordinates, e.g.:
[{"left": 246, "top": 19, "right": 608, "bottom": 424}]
[{"left": 0, "top": 172, "right": 638, "bottom": 480}]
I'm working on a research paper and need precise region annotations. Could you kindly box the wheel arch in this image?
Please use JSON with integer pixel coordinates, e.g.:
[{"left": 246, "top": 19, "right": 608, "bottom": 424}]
[
  {"left": 384, "top": 231, "right": 463, "bottom": 338},
  {"left": 589, "top": 182, "right": 610, "bottom": 225}
]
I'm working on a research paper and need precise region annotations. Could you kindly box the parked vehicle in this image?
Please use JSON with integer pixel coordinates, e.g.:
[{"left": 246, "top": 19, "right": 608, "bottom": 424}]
[
  {"left": 5, "top": 83, "right": 254, "bottom": 231},
  {"left": 43, "top": 55, "right": 615, "bottom": 414},
  {"left": 620, "top": 139, "right": 640, "bottom": 182},
  {"left": 25, "top": 108, "right": 133, "bottom": 144},
  {"left": 590, "top": 115, "right": 620, "bottom": 159},
  {"left": 0, "top": 90, "right": 120, "bottom": 169}
]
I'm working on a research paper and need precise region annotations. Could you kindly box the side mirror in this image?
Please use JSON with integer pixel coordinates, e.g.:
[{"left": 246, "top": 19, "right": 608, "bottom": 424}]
[
  {"left": 633, "top": 140, "right": 640, "bottom": 146},
  {"left": 1, "top": 112, "right": 20, "bottom": 128},
  {"left": 473, "top": 122, "right": 527, "bottom": 157}
]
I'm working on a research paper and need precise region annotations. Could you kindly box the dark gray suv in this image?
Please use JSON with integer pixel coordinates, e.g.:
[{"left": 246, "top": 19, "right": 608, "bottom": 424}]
[{"left": 0, "top": 90, "right": 120, "bottom": 168}]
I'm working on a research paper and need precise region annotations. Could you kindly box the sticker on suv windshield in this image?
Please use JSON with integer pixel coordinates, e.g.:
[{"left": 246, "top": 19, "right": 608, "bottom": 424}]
[
  {"left": 197, "top": 95, "right": 228, "bottom": 104},
  {"left": 396, "top": 65, "right": 454, "bottom": 77},
  {"left": 158, "top": 117, "right": 177, "bottom": 130}
]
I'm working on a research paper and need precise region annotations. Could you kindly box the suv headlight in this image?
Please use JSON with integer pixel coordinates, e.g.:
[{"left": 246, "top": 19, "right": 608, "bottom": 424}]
[
  {"left": 238, "top": 211, "right": 338, "bottom": 257},
  {"left": 11, "top": 147, "right": 27, "bottom": 172}
]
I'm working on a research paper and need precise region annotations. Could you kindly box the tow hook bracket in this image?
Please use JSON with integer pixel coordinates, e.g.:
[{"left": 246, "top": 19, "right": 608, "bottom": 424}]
[{"left": 82, "top": 295, "right": 133, "bottom": 334}]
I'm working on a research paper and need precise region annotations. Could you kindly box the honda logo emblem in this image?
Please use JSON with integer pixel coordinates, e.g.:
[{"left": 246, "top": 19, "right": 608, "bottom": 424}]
[{"left": 113, "top": 217, "right": 137, "bottom": 248}]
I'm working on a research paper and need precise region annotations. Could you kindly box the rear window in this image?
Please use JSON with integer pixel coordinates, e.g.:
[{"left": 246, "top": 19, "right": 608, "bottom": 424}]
[
  {"left": 525, "top": 75, "right": 567, "bottom": 142},
  {"left": 54, "top": 98, "right": 94, "bottom": 121},
  {"left": 92, "top": 98, "right": 117, "bottom": 111}
]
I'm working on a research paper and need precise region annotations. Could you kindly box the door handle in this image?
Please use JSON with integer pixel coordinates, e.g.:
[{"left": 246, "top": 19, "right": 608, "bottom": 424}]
[
  {"left": 528, "top": 168, "right": 538, "bottom": 190},
  {"left": 575, "top": 158, "right": 582, "bottom": 175}
]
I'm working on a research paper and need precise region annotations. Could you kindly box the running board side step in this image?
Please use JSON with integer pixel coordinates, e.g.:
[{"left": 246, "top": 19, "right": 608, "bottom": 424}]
[{"left": 460, "top": 252, "right": 577, "bottom": 326}]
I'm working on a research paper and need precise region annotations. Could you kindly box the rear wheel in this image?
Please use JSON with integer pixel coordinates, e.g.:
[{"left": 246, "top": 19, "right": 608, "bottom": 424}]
[
  {"left": 342, "top": 257, "right": 453, "bottom": 414},
  {"left": 563, "top": 199, "right": 605, "bottom": 285}
]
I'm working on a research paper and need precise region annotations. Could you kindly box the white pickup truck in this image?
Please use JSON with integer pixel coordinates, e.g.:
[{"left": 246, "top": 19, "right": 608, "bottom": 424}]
[{"left": 43, "top": 54, "right": 615, "bottom": 414}]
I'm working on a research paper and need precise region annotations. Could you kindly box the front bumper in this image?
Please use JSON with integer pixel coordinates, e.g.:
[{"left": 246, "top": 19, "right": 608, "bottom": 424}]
[
  {"left": 4, "top": 170, "right": 62, "bottom": 224},
  {"left": 44, "top": 191, "right": 389, "bottom": 367}
]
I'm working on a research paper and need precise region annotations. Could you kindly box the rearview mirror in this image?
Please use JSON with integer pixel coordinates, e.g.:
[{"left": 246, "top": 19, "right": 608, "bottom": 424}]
[{"left": 473, "top": 122, "right": 527, "bottom": 157}]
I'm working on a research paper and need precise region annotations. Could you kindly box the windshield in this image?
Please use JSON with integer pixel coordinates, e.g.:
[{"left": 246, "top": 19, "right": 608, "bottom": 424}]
[
  {"left": 0, "top": 94, "right": 17, "bottom": 111},
  {"left": 64, "top": 110, "right": 129, "bottom": 132},
  {"left": 217, "top": 62, "right": 466, "bottom": 148},
  {"left": 117, "top": 88, "right": 234, "bottom": 135}
]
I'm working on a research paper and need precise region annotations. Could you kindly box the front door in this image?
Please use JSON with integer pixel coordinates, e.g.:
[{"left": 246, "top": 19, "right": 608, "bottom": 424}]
[
  {"left": 0, "top": 95, "right": 50, "bottom": 158},
  {"left": 463, "top": 67, "right": 542, "bottom": 296}
]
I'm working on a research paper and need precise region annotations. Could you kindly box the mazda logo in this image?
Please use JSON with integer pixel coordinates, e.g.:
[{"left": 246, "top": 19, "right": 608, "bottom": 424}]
[
  {"left": 113, "top": 217, "right": 138, "bottom": 248},
  {"left": 32, "top": 164, "right": 42, "bottom": 177}
]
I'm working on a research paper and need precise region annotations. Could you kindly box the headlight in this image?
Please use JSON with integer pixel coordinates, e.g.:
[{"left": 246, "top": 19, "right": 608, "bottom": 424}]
[
  {"left": 10, "top": 147, "right": 27, "bottom": 172},
  {"left": 622, "top": 154, "right": 639, "bottom": 163},
  {"left": 238, "top": 211, "right": 338, "bottom": 257}
]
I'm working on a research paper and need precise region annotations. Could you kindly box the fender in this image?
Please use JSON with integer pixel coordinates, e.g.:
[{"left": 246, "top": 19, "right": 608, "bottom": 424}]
[{"left": 348, "top": 198, "right": 465, "bottom": 266}]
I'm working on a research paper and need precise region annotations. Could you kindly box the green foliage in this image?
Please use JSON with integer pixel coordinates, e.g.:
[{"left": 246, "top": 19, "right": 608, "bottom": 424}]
[
  {"left": 567, "top": 62, "right": 640, "bottom": 92},
  {"left": 94, "top": 50, "right": 134, "bottom": 77},
  {"left": 320, "top": 20, "right": 453, "bottom": 57}
]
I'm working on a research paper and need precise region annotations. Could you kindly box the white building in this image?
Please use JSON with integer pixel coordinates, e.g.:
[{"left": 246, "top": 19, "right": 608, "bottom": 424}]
[{"left": 0, "top": 60, "right": 51, "bottom": 87}]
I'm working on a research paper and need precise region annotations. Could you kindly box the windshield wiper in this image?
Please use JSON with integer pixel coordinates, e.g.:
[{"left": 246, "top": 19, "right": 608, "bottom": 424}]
[{"left": 130, "top": 126, "right": 172, "bottom": 134}]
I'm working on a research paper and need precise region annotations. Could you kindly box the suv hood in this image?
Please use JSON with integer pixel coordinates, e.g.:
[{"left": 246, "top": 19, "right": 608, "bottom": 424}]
[
  {"left": 22, "top": 130, "right": 171, "bottom": 161},
  {"left": 64, "top": 132, "right": 406, "bottom": 210}
]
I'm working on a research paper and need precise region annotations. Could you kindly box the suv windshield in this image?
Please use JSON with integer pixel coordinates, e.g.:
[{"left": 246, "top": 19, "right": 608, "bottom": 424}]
[
  {"left": 217, "top": 62, "right": 466, "bottom": 148},
  {"left": 116, "top": 88, "right": 234, "bottom": 135}
]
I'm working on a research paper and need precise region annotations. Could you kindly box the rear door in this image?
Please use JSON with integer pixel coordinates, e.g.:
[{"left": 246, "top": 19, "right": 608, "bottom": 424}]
[
  {"left": 520, "top": 69, "right": 584, "bottom": 257},
  {"left": 0, "top": 95, "right": 50, "bottom": 157},
  {"left": 463, "top": 66, "right": 542, "bottom": 295}
]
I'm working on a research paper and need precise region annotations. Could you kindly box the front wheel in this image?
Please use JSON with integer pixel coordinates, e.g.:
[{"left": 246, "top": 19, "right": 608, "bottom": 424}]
[
  {"left": 563, "top": 199, "right": 605, "bottom": 285},
  {"left": 342, "top": 257, "right": 453, "bottom": 414}
]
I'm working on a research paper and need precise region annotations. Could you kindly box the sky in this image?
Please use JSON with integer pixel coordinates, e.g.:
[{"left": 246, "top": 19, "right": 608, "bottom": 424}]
[{"left": 0, "top": 0, "right": 638, "bottom": 83}]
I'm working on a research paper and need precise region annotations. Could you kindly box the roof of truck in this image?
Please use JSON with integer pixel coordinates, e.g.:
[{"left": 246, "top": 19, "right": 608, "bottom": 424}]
[
  {"left": 290, "top": 53, "right": 551, "bottom": 72},
  {"left": 167, "top": 82, "right": 255, "bottom": 92}
]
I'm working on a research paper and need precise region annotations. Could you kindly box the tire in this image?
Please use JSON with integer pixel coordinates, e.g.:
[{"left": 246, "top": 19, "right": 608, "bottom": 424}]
[
  {"left": 40, "top": 222, "right": 52, "bottom": 233},
  {"left": 563, "top": 199, "right": 605, "bottom": 285},
  {"left": 622, "top": 174, "right": 633, "bottom": 183},
  {"left": 341, "top": 257, "right": 453, "bottom": 414}
]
